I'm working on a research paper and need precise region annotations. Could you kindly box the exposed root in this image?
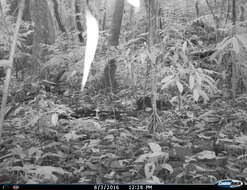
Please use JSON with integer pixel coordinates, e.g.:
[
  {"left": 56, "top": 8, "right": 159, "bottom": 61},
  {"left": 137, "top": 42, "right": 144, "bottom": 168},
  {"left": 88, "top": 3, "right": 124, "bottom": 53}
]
[{"left": 148, "top": 111, "right": 162, "bottom": 133}]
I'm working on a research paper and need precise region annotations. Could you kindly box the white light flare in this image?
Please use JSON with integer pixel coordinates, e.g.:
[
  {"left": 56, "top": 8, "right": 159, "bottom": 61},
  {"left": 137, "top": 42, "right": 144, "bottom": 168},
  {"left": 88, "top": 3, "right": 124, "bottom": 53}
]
[
  {"left": 127, "top": 0, "right": 140, "bottom": 12},
  {"left": 81, "top": 9, "right": 99, "bottom": 91}
]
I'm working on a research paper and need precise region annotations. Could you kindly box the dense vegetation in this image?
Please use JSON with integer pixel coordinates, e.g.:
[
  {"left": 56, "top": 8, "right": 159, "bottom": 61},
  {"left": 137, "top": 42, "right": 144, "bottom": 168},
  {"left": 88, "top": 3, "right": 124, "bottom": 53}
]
[{"left": 0, "top": 0, "right": 247, "bottom": 184}]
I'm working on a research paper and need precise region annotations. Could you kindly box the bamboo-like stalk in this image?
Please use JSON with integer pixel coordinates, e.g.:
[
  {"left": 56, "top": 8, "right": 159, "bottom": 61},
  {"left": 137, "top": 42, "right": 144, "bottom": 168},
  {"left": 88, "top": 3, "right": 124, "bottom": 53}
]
[
  {"left": 147, "top": 0, "right": 161, "bottom": 133},
  {"left": 0, "top": 0, "right": 25, "bottom": 138}
]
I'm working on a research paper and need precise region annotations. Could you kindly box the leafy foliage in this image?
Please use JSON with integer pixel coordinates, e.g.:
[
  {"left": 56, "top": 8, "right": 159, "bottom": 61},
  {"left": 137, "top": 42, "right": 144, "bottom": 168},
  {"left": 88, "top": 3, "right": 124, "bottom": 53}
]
[
  {"left": 161, "top": 44, "right": 217, "bottom": 106},
  {"left": 41, "top": 32, "right": 85, "bottom": 88},
  {"left": 210, "top": 34, "right": 247, "bottom": 95}
]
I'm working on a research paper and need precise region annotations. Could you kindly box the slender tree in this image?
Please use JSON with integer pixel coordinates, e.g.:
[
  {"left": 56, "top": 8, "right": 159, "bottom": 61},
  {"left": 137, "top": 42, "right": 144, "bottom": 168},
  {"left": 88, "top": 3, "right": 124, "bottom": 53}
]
[
  {"left": 232, "top": 0, "right": 236, "bottom": 25},
  {"left": 205, "top": 0, "right": 220, "bottom": 28},
  {"left": 108, "top": 0, "right": 125, "bottom": 46},
  {"left": 195, "top": 0, "right": 200, "bottom": 18},
  {"left": 7, "top": 0, "right": 31, "bottom": 21},
  {"left": 101, "top": 0, "right": 107, "bottom": 30},
  {"left": 146, "top": 0, "right": 161, "bottom": 133},
  {"left": 0, "top": 0, "right": 25, "bottom": 138},
  {"left": 75, "top": 0, "right": 84, "bottom": 43},
  {"left": 225, "top": 0, "right": 231, "bottom": 24},
  {"left": 129, "top": 6, "right": 136, "bottom": 95},
  {"left": 98, "top": 0, "right": 125, "bottom": 93},
  {"left": 219, "top": 0, "right": 225, "bottom": 20},
  {"left": 53, "top": 0, "right": 66, "bottom": 33},
  {"left": 240, "top": 5, "right": 245, "bottom": 21}
]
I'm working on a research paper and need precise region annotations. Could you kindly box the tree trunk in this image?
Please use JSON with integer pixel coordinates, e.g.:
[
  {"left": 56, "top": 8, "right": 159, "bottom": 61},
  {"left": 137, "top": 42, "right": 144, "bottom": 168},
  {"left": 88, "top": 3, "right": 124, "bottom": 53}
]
[
  {"left": 150, "top": 0, "right": 159, "bottom": 116},
  {"left": 108, "top": 0, "right": 125, "bottom": 46},
  {"left": 147, "top": 0, "right": 161, "bottom": 133},
  {"left": 7, "top": 0, "right": 31, "bottom": 21},
  {"left": 146, "top": 0, "right": 160, "bottom": 44},
  {"left": 29, "top": 0, "right": 55, "bottom": 74},
  {"left": 195, "top": 0, "right": 200, "bottom": 18},
  {"left": 102, "top": 0, "right": 107, "bottom": 30},
  {"left": 225, "top": 0, "right": 231, "bottom": 24},
  {"left": 101, "top": 0, "right": 124, "bottom": 93},
  {"left": 240, "top": 5, "right": 245, "bottom": 21},
  {"left": 232, "top": 0, "right": 236, "bottom": 25},
  {"left": 219, "top": 0, "right": 225, "bottom": 20},
  {"left": 129, "top": 6, "right": 134, "bottom": 28},
  {"left": 158, "top": 7, "right": 163, "bottom": 30},
  {"left": 61, "top": 0, "right": 76, "bottom": 32},
  {"left": 53, "top": 0, "right": 66, "bottom": 33},
  {"left": 205, "top": 0, "right": 220, "bottom": 28},
  {"left": 75, "top": 0, "right": 84, "bottom": 43}
]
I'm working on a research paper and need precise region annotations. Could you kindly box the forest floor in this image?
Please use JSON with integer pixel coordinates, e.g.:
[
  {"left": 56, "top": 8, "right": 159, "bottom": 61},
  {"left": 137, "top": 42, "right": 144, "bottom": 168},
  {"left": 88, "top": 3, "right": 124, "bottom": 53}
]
[{"left": 1, "top": 88, "right": 247, "bottom": 184}]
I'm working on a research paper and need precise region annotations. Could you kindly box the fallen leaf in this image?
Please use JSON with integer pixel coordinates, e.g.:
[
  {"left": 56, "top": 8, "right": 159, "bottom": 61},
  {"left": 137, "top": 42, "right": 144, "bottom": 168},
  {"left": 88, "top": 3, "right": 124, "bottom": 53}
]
[
  {"left": 135, "top": 152, "right": 169, "bottom": 163},
  {"left": 110, "top": 160, "right": 124, "bottom": 169},
  {"left": 162, "top": 163, "right": 173, "bottom": 174},
  {"left": 197, "top": 151, "right": 216, "bottom": 160},
  {"left": 146, "top": 176, "right": 162, "bottom": 184},
  {"left": 63, "top": 131, "right": 86, "bottom": 142},
  {"left": 104, "top": 134, "right": 114, "bottom": 141},
  {"left": 235, "top": 136, "right": 247, "bottom": 144},
  {"left": 71, "top": 119, "right": 101, "bottom": 132},
  {"left": 104, "top": 171, "right": 116, "bottom": 179},
  {"left": 148, "top": 142, "right": 162, "bottom": 153},
  {"left": 88, "top": 139, "right": 100, "bottom": 148},
  {"left": 144, "top": 162, "right": 155, "bottom": 179}
]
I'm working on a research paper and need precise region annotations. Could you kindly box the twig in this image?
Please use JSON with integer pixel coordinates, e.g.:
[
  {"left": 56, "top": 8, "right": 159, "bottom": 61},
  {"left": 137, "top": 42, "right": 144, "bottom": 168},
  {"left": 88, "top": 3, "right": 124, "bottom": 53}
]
[{"left": 0, "top": 0, "right": 25, "bottom": 138}]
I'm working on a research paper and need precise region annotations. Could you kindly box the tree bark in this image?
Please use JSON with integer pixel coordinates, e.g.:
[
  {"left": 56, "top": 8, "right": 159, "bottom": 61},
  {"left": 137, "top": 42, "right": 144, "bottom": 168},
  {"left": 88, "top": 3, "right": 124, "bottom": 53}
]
[
  {"left": 219, "top": 0, "right": 225, "bottom": 20},
  {"left": 7, "top": 0, "right": 31, "bottom": 21},
  {"left": 232, "top": 0, "right": 236, "bottom": 25},
  {"left": 195, "top": 0, "right": 200, "bottom": 18},
  {"left": 75, "top": 0, "right": 84, "bottom": 43},
  {"left": 29, "top": 0, "right": 55, "bottom": 74},
  {"left": 225, "top": 0, "right": 231, "bottom": 24},
  {"left": 149, "top": 0, "right": 159, "bottom": 114},
  {"left": 146, "top": 0, "right": 161, "bottom": 133},
  {"left": 240, "top": 5, "right": 245, "bottom": 21},
  {"left": 53, "top": 0, "right": 66, "bottom": 33},
  {"left": 108, "top": 0, "right": 125, "bottom": 46},
  {"left": 102, "top": 0, "right": 107, "bottom": 30}
]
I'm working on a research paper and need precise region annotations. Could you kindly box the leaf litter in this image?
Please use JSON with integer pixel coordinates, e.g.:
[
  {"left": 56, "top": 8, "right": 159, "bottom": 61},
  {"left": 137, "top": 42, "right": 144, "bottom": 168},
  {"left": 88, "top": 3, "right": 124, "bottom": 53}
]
[{"left": 1, "top": 94, "right": 247, "bottom": 184}]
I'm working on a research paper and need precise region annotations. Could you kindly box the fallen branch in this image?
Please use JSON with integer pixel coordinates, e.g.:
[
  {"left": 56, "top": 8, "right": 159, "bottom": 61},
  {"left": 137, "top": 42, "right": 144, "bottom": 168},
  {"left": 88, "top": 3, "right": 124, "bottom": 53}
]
[{"left": 191, "top": 49, "right": 216, "bottom": 59}]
